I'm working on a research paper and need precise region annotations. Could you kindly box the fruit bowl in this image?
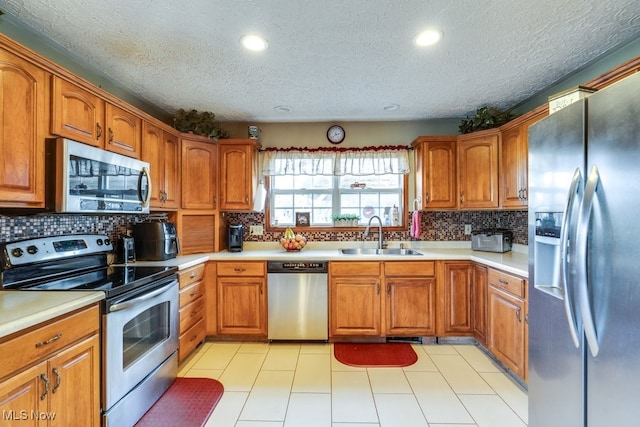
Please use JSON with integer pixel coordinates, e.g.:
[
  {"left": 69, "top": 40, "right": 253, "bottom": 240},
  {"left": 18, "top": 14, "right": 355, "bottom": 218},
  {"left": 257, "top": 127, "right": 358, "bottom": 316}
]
[{"left": 279, "top": 235, "right": 307, "bottom": 252}]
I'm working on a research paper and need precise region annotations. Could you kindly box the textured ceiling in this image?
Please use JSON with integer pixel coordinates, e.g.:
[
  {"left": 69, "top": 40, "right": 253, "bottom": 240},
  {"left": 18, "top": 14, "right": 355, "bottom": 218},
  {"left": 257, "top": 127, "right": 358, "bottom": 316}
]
[{"left": 2, "top": 0, "right": 640, "bottom": 122}]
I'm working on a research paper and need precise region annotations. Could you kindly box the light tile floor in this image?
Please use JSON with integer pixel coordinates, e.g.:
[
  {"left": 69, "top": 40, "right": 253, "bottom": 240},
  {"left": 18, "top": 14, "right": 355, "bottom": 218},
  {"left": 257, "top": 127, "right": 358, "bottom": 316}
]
[{"left": 177, "top": 342, "right": 527, "bottom": 427}]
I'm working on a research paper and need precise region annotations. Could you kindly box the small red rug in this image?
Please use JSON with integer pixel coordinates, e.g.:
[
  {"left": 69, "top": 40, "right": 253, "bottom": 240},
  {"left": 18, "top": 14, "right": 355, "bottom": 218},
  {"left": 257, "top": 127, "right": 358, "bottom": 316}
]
[
  {"left": 334, "top": 343, "right": 418, "bottom": 367},
  {"left": 135, "top": 377, "right": 224, "bottom": 427}
]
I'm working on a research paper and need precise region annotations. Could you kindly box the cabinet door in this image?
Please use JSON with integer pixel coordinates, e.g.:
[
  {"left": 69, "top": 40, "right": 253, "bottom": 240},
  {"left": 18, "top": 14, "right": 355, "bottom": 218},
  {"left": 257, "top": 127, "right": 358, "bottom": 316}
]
[
  {"left": 51, "top": 76, "right": 105, "bottom": 147},
  {"left": 217, "top": 277, "right": 266, "bottom": 336},
  {"left": 0, "top": 362, "right": 46, "bottom": 427},
  {"left": 162, "top": 131, "right": 180, "bottom": 209},
  {"left": 48, "top": 335, "right": 100, "bottom": 427},
  {"left": 330, "top": 276, "right": 381, "bottom": 336},
  {"left": 488, "top": 286, "right": 525, "bottom": 378},
  {"left": 141, "top": 121, "right": 166, "bottom": 208},
  {"left": 442, "top": 262, "right": 473, "bottom": 334},
  {"left": 181, "top": 138, "right": 217, "bottom": 209},
  {"left": 385, "top": 277, "right": 436, "bottom": 336},
  {"left": 500, "top": 125, "right": 526, "bottom": 208},
  {"left": 105, "top": 103, "right": 141, "bottom": 158},
  {"left": 0, "top": 49, "right": 48, "bottom": 207},
  {"left": 219, "top": 143, "right": 256, "bottom": 210},
  {"left": 472, "top": 264, "right": 488, "bottom": 344},
  {"left": 457, "top": 131, "right": 499, "bottom": 209},
  {"left": 415, "top": 138, "right": 457, "bottom": 209}
]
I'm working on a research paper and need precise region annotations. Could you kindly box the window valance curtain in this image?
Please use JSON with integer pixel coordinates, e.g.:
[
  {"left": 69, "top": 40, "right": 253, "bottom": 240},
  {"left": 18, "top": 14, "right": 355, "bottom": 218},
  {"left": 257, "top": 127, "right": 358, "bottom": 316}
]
[{"left": 262, "top": 146, "right": 411, "bottom": 176}]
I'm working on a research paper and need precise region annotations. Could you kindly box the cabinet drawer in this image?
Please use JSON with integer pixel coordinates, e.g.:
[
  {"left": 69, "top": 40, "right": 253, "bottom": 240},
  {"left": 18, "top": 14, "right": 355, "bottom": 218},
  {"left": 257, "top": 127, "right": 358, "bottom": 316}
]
[
  {"left": 179, "top": 317, "right": 205, "bottom": 362},
  {"left": 217, "top": 261, "right": 265, "bottom": 277},
  {"left": 179, "top": 296, "right": 205, "bottom": 333},
  {"left": 0, "top": 304, "right": 99, "bottom": 380},
  {"left": 384, "top": 261, "right": 435, "bottom": 277},
  {"left": 178, "top": 263, "right": 205, "bottom": 288},
  {"left": 179, "top": 280, "right": 205, "bottom": 308},
  {"left": 330, "top": 262, "right": 380, "bottom": 276},
  {"left": 488, "top": 269, "right": 525, "bottom": 298}
]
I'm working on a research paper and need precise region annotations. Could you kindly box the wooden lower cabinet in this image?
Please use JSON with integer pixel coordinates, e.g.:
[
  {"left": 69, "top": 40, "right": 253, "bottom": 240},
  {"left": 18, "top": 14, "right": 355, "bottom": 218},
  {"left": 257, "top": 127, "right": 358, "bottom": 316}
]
[
  {"left": 329, "top": 262, "right": 381, "bottom": 337},
  {"left": 385, "top": 261, "right": 436, "bottom": 336},
  {"left": 0, "top": 304, "right": 100, "bottom": 427},
  {"left": 472, "top": 263, "right": 488, "bottom": 345},
  {"left": 217, "top": 262, "right": 267, "bottom": 336},
  {"left": 487, "top": 268, "right": 527, "bottom": 379},
  {"left": 178, "top": 263, "right": 206, "bottom": 362},
  {"left": 440, "top": 262, "right": 474, "bottom": 336}
]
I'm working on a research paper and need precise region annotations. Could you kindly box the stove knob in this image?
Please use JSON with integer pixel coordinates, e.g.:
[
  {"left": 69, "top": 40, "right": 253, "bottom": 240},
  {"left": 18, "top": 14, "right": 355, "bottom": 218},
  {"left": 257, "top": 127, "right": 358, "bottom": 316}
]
[
  {"left": 11, "top": 247, "right": 23, "bottom": 258},
  {"left": 27, "top": 245, "right": 38, "bottom": 255},
  {"left": 96, "top": 239, "right": 103, "bottom": 246}
]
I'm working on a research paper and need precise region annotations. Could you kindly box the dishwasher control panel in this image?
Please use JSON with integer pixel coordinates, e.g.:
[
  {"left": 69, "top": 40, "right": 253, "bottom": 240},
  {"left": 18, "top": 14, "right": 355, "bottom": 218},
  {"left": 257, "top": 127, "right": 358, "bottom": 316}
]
[{"left": 267, "top": 261, "right": 328, "bottom": 273}]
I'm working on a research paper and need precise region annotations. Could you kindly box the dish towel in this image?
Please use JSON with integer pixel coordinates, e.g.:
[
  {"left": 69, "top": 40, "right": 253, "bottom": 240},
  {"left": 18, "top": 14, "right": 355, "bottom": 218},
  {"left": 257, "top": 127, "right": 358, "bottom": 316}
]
[{"left": 411, "top": 210, "right": 421, "bottom": 239}]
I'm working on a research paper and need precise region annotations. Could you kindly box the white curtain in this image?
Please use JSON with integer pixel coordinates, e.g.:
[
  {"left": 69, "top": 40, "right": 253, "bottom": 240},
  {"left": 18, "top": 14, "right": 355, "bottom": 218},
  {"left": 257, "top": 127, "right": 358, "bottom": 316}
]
[{"left": 262, "top": 148, "right": 410, "bottom": 176}]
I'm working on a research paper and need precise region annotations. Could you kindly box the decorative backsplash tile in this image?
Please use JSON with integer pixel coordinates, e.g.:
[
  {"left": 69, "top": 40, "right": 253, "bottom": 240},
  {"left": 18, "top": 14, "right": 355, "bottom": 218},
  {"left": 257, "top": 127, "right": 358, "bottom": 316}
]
[
  {"left": 0, "top": 209, "right": 527, "bottom": 246},
  {"left": 226, "top": 210, "right": 528, "bottom": 245},
  {"left": 0, "top": 214, "right": 143, "bottom": 243}
]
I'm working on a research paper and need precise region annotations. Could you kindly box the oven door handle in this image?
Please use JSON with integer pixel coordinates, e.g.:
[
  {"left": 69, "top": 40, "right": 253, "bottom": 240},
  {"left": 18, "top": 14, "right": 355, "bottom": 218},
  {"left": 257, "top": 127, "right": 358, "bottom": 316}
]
[{"left": 109, "top": 281, "right": 175, "bottom": 312}]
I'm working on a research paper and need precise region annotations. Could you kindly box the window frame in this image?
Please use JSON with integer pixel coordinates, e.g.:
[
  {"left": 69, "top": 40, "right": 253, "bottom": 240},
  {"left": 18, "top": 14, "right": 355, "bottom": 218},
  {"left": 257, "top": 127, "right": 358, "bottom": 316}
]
[{"left": 264, "top": 174, "right": 409, "bottom": 233}]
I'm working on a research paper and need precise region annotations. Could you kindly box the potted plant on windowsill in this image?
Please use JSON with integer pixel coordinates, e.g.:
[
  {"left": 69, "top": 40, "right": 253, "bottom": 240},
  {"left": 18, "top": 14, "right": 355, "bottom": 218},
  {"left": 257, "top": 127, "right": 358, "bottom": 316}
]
[{"left": 332, "top": 214, "right": 360, "bottom": 227}]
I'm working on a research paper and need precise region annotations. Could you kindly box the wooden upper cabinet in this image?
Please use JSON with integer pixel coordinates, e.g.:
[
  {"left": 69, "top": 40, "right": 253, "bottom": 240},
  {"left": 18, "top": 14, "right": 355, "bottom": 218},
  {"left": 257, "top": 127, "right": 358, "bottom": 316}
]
[
  {"left": 105, "top": 103, "right": 142, "bottom": 158},
  {"left": 0, "top": 47, "right": 49, "bottom": 208},
  {"left": 141, "top": 122, "right": 180, "bottom": 209},
  {"left": 499, "top": 105, "right": 548, "bottom": 208},
  {"left": 412, "top": 136, "right": 457, "bottom": 209},
  {"left": 51, "top": 75, "right": 105, "bottom": 147},
  {"left": 457, "top": 129, "right": 500, "bottom": 209},
  {"left": 181, "top": 135, "right": 217, "bottom": 209},
  {"left": 218, "top": 139, "right": 260, "bottom": 211}
]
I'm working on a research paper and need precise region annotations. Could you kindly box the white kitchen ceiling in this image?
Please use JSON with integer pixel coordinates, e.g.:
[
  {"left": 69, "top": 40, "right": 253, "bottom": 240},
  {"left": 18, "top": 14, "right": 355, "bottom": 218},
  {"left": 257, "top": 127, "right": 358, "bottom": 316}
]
[{"left": 2, "top": 0, "right": 640, "bottom": 122}]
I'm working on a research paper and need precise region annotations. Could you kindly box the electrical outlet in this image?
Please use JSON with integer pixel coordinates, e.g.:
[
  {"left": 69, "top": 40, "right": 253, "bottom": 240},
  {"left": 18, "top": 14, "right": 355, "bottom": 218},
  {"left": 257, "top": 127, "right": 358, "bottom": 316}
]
[
  {"left": 464, "top": 224, "right": 472, "bottom": 235},
  {"left": 250, "top": 225, "right": 264, "bottom": 236}
]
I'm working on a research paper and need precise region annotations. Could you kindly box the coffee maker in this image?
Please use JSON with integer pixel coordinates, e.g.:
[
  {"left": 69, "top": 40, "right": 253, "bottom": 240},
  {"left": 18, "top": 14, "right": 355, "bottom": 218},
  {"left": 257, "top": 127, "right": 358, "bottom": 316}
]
[{"left": 228, "top": 224, "right": 244, "bottom": 252}]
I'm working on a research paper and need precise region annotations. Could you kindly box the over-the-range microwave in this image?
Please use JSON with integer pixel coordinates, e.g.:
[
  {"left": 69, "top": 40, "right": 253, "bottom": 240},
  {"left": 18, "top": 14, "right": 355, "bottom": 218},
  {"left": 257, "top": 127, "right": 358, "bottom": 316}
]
[{"left": 49, "top": 138, "right": 151, "bottom": 214}]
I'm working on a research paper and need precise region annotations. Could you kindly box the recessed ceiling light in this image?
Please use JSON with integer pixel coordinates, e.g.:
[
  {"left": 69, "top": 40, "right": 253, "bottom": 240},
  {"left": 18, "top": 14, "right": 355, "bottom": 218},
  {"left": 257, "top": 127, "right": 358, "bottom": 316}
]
[
  {"left": 383, "top": 103, "right": 400, "bottom": 111},
  {"left": 274, "top": 105, "right": 292, "bottom": 113},
  {"left": 414, "top": 29, "right": 443, "bottom": 47},
  {"left": 240, "top": 34, "right": 268, "bottom": 51}
]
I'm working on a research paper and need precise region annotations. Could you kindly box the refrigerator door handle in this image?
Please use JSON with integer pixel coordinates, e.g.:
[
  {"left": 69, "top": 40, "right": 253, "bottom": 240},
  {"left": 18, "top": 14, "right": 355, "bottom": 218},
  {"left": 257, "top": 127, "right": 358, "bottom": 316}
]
[
  {"left": 576, "top": 164, "right": 601, "bottom": 357},
  {"left": 560, "top": 167, "right": 583, "bottom": 348}
]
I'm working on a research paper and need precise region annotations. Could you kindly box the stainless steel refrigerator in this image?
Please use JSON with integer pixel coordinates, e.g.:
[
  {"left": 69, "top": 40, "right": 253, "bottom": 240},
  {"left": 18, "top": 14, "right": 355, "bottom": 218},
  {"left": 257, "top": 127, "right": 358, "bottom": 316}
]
[{"left": 528, "top": 71, "right": 640, "bottom": 427}]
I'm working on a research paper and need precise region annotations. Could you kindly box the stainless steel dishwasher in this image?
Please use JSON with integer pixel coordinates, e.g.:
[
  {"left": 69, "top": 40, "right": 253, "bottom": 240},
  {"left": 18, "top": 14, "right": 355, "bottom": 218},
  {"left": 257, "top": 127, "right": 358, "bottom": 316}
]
[{"left": 267, "top": 261, "right": 328, "bottom": 340}]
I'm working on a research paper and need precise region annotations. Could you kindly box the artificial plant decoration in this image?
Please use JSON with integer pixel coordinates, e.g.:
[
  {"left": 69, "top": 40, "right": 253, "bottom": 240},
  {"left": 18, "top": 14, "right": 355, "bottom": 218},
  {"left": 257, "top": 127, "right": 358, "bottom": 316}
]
[
  {"left": 172, "top": 109, "right": 229, "bottom": 139},
  {"left": 458, "top": 106, "right": 517, "bottom": 134}
]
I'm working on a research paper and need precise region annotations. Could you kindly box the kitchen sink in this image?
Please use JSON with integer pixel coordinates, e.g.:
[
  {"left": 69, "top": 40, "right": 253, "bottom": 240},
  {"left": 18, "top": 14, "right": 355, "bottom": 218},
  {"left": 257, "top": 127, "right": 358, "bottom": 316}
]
[{"left": 340, "top": 248, "right": 423, "bottom": 256}]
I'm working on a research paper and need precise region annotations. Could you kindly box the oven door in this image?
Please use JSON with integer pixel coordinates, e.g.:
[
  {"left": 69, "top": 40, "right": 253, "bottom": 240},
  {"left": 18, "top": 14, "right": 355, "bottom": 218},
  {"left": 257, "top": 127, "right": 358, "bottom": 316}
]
[{"left": 102, "top": 276, "right": 178, "bottom": 411}]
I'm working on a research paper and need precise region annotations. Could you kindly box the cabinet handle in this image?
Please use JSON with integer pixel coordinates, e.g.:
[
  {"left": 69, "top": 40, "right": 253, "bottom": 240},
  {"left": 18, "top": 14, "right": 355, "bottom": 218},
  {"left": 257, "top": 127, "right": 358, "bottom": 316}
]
[
  {"left": 189, "top": 290, "right": 198, "bottom": 297},
  {"left": 525, "top": 313, "right": 529, "bottom": 324},
  {"left": 498, "top": 278, "right": 509, "bottom": 287},
  {"left": 52, "top": 367, "right": 61, "bottom": 394},
  {"left": 96, "top": 123, "right": 102, "bottom": 139},
  {"left": 190, "top": 310, "right": 198, "bottom": 317},
  {"left": 522, "top": 188, "right": 527, "bottom": 200},
  {"left": 376, "top": 283, "right": 380, "bottom": 295},
  {"left": 386, "top": 283, "right": 390, "bottom": 294},
  {"left": 424, "top": 193, "right": 429, "bottom": 204},
  {"left": 190, "top": 271, "right": 197, "bottom": 278},
  {"left": 35, "top": 332, "right": 62, "bottom": 348},
  {"left": 108, "top": 127, "right": 114, "bottom": 143},
  {"left": 40, "top": 373, "right": 49, "bottom": 401},
  {"left": 234, "top": 268, "right": 246, "bottom": 272},
  {"left": 516, "top": 307, "right": 522, "bottom": 322},
  {"left": 245, "top": 196, "right": 249, "bottom": 203},
  {"left": 260, "top": 284, "right": 263, "bottom": 294},
  {"left": 460, "top": 192, "right": 464, "bottom": 203}
]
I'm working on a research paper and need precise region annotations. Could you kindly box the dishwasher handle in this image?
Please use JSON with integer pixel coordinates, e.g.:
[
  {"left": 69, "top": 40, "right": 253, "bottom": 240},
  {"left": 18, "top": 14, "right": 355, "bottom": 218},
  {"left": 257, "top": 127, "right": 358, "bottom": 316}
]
[{"left": 267, "top": 261, "right": 328, "bottom": 273}]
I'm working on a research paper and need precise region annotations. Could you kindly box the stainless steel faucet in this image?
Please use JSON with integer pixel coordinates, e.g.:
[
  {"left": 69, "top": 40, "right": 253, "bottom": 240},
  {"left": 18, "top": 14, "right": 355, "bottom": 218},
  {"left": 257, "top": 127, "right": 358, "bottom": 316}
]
[{"left": 363, "top": 215, "right": 385, "bottom": 249}]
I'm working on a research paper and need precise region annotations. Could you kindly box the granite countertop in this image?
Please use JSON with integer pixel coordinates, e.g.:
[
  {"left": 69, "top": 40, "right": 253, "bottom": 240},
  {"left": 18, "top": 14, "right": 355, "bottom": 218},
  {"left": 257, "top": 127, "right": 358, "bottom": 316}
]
[
  {"left": 0, "top": 290, "right": 104, "bottom": 339},
  {"left": 128, "top": 241, "right": 529, "bottom": 277}
]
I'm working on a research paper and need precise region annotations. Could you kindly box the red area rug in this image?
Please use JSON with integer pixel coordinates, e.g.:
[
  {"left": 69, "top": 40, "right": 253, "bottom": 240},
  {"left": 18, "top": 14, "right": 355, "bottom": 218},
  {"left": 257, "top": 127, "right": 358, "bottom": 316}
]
[
  {"left": 334, "top": 343, "right": 418, "bottom": 367},
  {"left": 135, "top": 377, "right": 224, "bottom": 427}
]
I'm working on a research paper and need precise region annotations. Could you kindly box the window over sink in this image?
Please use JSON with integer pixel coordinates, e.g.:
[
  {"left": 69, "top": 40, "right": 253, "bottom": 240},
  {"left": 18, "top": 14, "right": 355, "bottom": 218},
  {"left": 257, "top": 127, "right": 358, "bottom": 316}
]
[{"left": 263, "top": 147, "right": 410, "bottom": 228}]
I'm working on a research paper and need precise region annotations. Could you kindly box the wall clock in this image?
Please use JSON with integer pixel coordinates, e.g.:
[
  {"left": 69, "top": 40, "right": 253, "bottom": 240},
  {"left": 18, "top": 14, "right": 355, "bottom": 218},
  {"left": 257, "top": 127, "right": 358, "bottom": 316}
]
[{"left": 327, "top": 125, "right": 345, "bottom": 144}]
